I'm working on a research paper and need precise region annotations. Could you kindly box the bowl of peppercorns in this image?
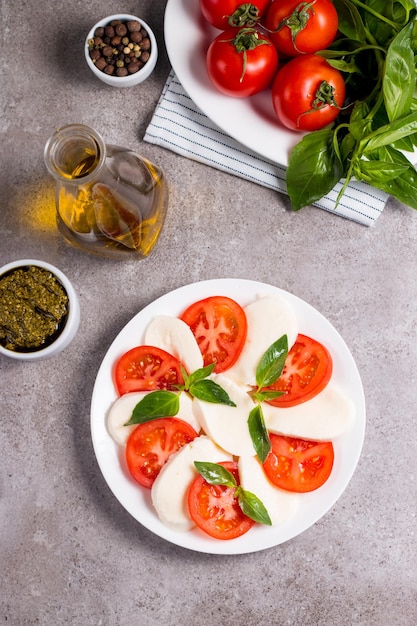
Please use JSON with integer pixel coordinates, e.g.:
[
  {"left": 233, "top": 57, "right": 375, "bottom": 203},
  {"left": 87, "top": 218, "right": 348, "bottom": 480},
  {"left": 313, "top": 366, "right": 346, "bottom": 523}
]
[{"left": 85, "top": 14, "right": 158, "bottom": 87}]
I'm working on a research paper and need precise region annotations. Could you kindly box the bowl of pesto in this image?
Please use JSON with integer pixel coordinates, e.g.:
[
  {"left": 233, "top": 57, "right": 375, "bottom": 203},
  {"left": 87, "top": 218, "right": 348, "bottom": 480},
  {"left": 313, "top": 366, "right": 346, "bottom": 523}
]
[{"left": 0, "top": 259, "right": 80, "bottom": 361}]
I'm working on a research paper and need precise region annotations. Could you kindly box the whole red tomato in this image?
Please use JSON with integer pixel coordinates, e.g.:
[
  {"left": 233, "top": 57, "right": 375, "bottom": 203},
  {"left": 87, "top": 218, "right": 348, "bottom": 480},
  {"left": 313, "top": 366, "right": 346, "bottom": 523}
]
[
  {"left": 271, "top": 54, "right": 345, "bottom": 131},
  {"left": 264, "top": 0, "right": 338, "bottom": 57},
  {"left": 206, "top": 27, "right": 279, "bottom": 98},
  {"left": 200, "top": 0, "right": 271, "bottom": 30}
]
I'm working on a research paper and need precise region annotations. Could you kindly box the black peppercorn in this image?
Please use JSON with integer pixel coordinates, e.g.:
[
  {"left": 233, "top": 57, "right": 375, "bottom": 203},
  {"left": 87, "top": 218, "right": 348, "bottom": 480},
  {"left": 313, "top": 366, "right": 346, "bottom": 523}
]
[
  {"left": 115, "top": 23, "right": 128, "bottom": 36},
  {"left": 102, "top": 45, "right": 113, "bottom": 57},
  {"left": 95, "top": 57, "right": 107, "bottom": 71},
  {"left": 130, "top": 31, "right": 143, "bottom": 43},
  {"left": 127, "top": 20, "right": 141, "bottom": 32}
]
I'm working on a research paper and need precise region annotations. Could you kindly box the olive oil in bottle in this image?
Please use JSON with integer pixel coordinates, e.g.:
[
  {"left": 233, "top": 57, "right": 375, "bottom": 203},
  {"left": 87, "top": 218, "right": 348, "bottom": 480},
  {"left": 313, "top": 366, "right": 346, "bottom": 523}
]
[{"left": 44, "top": 124, "right": 168, "bottom": 258}]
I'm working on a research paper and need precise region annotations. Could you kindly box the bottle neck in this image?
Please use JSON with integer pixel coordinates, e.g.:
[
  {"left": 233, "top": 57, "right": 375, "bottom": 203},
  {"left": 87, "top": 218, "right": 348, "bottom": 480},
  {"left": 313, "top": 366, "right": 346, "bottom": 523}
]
[{"left": 44, "top": 124, "right": 106, "bottom": 184}]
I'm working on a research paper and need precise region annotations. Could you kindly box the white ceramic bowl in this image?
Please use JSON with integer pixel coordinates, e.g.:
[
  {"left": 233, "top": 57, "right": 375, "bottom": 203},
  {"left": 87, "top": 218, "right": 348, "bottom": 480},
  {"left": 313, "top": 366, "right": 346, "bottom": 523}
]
[
  {"left": 85, "top": 14, "right": 158, "bottom": 87},
  {"left": 0, "top": 259, "right": 80, "bottom": 361}
]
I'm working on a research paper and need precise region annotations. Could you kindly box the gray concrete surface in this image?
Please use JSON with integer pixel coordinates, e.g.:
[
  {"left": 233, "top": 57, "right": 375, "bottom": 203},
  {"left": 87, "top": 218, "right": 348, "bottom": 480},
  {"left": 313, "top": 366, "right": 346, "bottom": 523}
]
[{"left": 1, "top": 1, "right": 416, "bottom": 625}]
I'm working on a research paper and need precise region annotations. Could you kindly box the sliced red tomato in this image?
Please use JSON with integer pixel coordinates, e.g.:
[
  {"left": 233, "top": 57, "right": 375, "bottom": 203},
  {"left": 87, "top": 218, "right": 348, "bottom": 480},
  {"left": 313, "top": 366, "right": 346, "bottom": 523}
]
[
  {"left": 263, "top": 434, "right": 334, "bottom": 492},
  {"left": 126, "top": 418, "right": 199, "bottom": 488},
  {"left": 114, "top": 345, "right": 184, "bottom": 396},
  {"left": 264, "top": 334, "right": 332, "bottom": 407},
  {"left": 188, "top": 461, "right": 255, "bottom": 539},
  {"left": 180, "top": 296, "right": 247, "bottom": 373}
]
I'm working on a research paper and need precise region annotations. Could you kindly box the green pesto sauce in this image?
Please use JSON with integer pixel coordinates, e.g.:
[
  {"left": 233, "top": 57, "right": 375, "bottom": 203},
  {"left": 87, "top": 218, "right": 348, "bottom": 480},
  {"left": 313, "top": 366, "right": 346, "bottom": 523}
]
[{"left": 0, "top": 265, "right": 69, "bottom": 352}]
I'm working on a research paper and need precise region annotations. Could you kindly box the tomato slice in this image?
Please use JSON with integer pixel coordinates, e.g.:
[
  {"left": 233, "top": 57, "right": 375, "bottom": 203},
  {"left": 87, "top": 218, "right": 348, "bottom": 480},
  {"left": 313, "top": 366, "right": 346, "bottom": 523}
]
[
  {"left": 187, "top": 461, "right": 255, "bottom": 540},
  {"left": 180, "top": 296, "right": 247, "bottom": 373},
  {"left": 114, "top": 345, "right": 184, "bottom": 396},
  {"left": 263, "top": 434, "right": 334, "bottom": 493},
  {"left": 264, "top": 334, "right": 332, "bottom": 407},
  {"left": 126, "top": 418, "right": 199, "bottom": 488}
]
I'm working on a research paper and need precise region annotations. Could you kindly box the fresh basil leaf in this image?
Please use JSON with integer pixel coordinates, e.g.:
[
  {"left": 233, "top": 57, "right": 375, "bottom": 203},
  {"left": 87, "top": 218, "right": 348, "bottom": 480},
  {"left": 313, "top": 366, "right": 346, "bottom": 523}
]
[
  {"left": 187, "top": 363, "right": 215, "bottom": 385},
  {"left": 363, "top": 0, "right": 397, "bottom": 47},
  {"left": 287, "top": 129, "right": 343, "bottom": 211},
  {"left": 359, "top": 146, "right": 417, "bottom": 209},
  {"left": 354, "top": 157, "right": 409, "bottom": 184},
  {"left": 189, "top": 379, "right": 236, "bottom": 406},
  {"left": 392, "top": 133, "right": 417, "bottom": 151},
  {"left": 383, "top": 22, "right": 416, "bottom": 121},
  {"left": 237, "top": 489, "right": 272, "bottom": 526},
  {"left": 325, "top": 57, "right": 360, "bottom": 74},
  {"left": 125, "top": 390, "right": 180, "bottom": 425},
  {"left": 339, "top": 131, "right": 356, "bottom": 166},
  {"left": 194, "top": 461, "right": 236, "bottom": 487},
  {"left": 256, "top": 334, "right": 288, "bottom": 389},
  {"left": 348, "top": 100, "right": 373, "bottom": 140},
  {"left": 248, "top": 405, "right": 271, "bottom": 463},
  {"left": 361, "top": 111, "right": 417, "bottom": 152},
  {"left": 332, "top": 0, "right": 367, "bottom": 41},
  {"left": 392, "top": 0, "right": 416, "bottom": 24},
  {"left": 375, "top": 144, "right": 415, "bottom": 164}
]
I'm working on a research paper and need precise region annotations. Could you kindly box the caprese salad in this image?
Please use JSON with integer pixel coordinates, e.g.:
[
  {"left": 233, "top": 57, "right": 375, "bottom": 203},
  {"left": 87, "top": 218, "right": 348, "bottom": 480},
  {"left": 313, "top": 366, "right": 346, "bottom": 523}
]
[{"left": 106, "top": 293, "right": 355, "bottom": 541}]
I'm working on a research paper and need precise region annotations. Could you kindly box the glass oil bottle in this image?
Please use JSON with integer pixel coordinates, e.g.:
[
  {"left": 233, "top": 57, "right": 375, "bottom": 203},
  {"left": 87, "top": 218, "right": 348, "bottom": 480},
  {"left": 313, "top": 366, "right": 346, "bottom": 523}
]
[{"left": 44, "top": 124, "right": 168, "bottom": 258}]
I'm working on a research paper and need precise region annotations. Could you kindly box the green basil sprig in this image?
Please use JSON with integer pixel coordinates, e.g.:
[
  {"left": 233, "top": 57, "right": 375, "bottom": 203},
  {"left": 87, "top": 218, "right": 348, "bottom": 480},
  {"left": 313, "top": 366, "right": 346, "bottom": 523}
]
[
  {"left": 180, "top": 364, "right": 236, "bottom": 405},
  {"left": 194, "top": 461, "right": 272, "bottom": 526},
  {"left": 248, "top": 334, "right": 289, "bottom": 462},
  {"left": 286, "top": 0, "right": 417, "bottom": 211},
  {"left": 124, "top": 363, "right": 236, "bottom": 426}
]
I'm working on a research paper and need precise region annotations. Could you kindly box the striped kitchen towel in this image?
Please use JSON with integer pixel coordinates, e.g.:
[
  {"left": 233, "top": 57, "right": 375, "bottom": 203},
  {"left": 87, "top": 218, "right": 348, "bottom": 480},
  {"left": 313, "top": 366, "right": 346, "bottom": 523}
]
[{"left": 144, "top": 69, "right": 388, "bottom": 226}]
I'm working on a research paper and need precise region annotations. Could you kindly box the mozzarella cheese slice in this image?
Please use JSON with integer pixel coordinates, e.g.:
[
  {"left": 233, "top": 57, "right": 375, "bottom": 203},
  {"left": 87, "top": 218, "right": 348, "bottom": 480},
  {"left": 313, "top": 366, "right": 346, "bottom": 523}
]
[
  {"left": 151, "top": 435, "right": 232, "bottom": 531},
  {"left": 192, "top": 374, "right": 257, "bottom": 457},
  {"left": 263, "top": 385, "right": 355, "bottom": 441},
  {"left": 144, "top": 315, "right": 203, "bottom": 373},
  {"left": 107, "top": 391, "right": 199, "bottom": 445},
  {"left": 106, "top": 392, "right": 148, "bottom": 445},
  {"left": 225, "top": 294, "right": 298, "bottom": 387},
  {"left": 238, "top": 455, "right": 299, "bottom": 526}
]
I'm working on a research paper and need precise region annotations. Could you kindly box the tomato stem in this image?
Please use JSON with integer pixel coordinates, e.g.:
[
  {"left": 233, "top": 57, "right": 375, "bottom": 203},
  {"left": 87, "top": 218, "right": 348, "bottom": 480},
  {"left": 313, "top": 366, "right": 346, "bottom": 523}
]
[
  {"left": 296, "top": 80, "right": 341, "bottom": 126},
  {"left": 228, "top": 3, "right": 262, "bottom": 28},
  {"left": 224, "top": 28, "right": 273, "bottom": 83},
  {"left": 273, "top": 0, "right": 317, "bottom": 53}
]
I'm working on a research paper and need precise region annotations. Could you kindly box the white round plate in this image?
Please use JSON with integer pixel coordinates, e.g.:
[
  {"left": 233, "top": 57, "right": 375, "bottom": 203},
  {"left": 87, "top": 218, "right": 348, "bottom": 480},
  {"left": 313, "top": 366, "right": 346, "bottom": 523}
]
[
  {"left": 164, "top": 0, "right": 303, "bottom": 167},
  {"left": 90, "top": 279, "right": 365, "bottom": 554}
]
